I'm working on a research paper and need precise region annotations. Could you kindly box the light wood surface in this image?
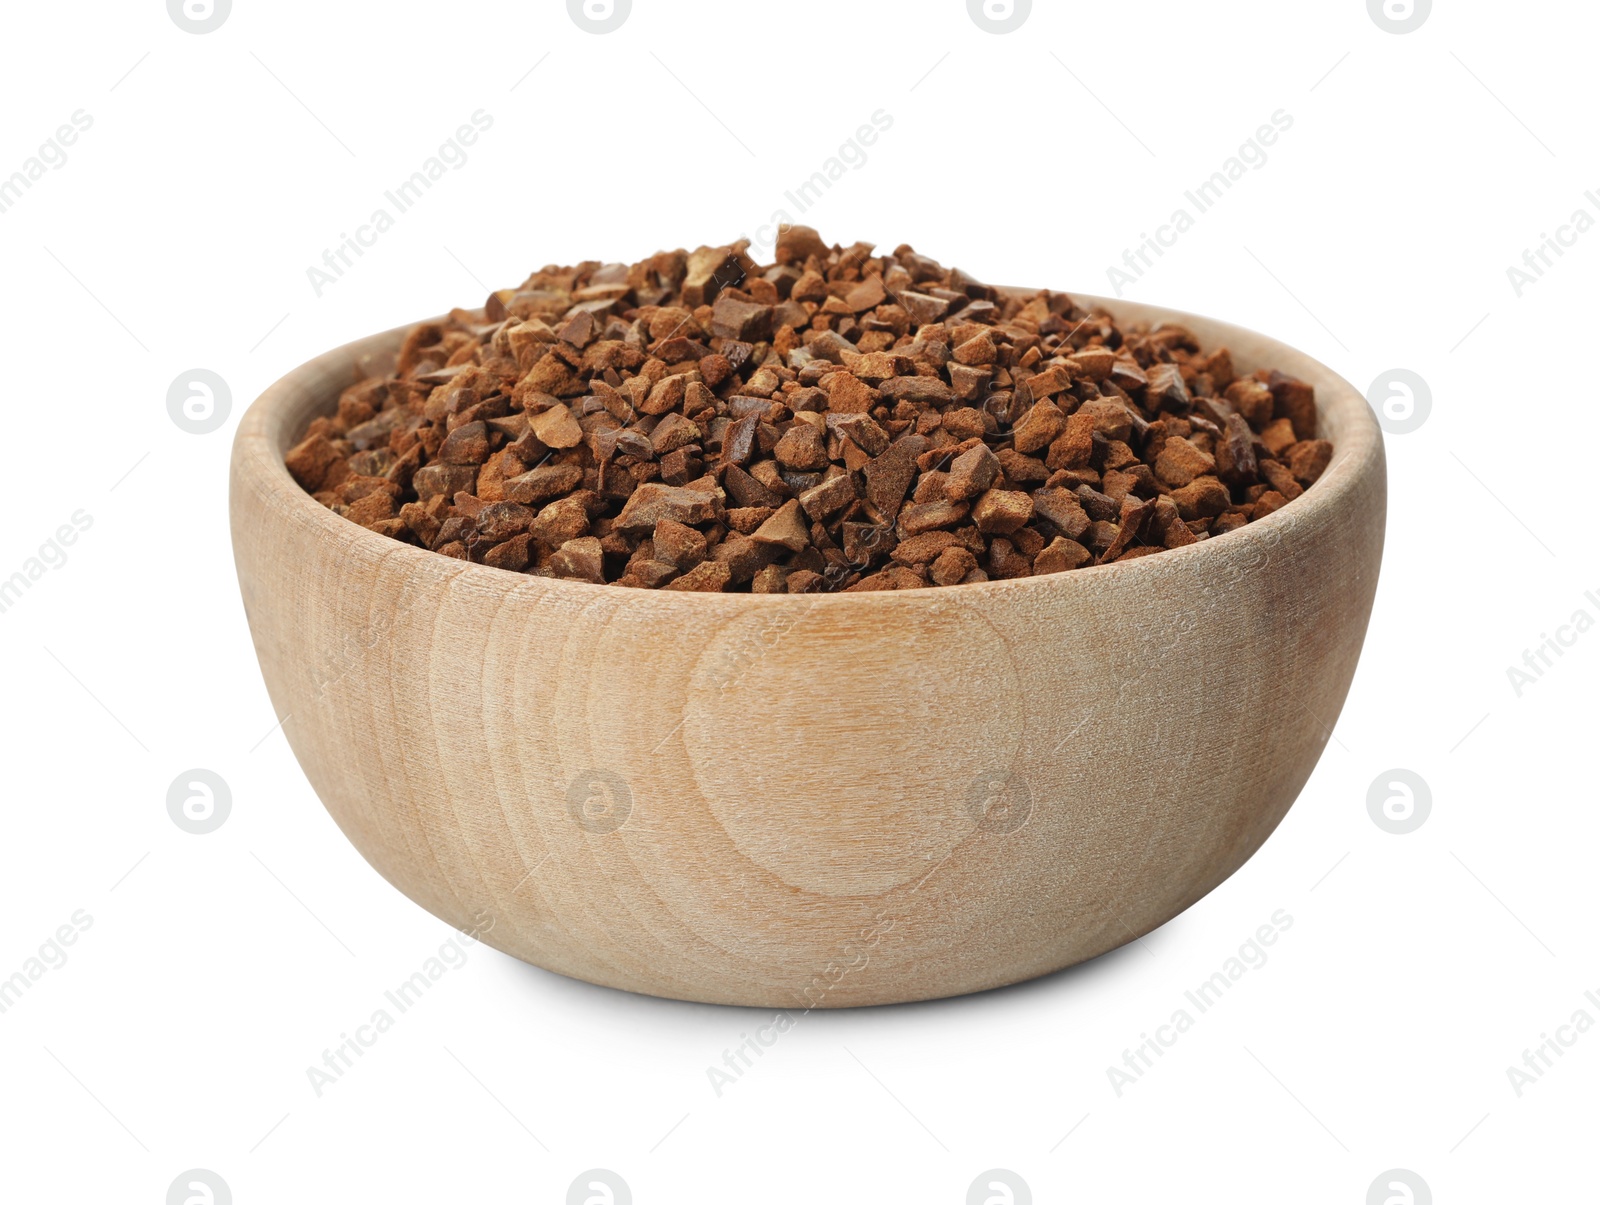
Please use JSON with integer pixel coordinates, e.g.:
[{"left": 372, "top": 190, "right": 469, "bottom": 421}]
[{"left": 230, "top": 291, "right": 1386, "bottom": 1007}]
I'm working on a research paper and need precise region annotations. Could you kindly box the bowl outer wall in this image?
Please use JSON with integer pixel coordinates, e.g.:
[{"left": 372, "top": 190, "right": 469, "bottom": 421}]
[{"left": 229, "top": 290, "right": 1386, "bottom": 1007}]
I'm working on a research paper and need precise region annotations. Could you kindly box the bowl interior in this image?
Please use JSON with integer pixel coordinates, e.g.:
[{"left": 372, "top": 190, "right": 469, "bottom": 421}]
[{"left": 246, "top": 288, "right": 1381, "bottom": 602}]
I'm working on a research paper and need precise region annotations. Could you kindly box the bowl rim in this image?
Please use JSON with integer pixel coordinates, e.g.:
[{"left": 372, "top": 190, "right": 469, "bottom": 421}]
[{"left": 232, "top": 289, "right": 1383, "bottom": 607}]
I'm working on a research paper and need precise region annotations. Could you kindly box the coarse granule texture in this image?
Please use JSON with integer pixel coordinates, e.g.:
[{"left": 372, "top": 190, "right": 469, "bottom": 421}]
[{"left": 286, "top": 229, "right": 1333, "bottom": 592}]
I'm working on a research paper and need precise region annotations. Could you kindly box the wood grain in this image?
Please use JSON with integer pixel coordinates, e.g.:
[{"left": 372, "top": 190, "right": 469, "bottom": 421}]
[{"left": 230, "top": 292, "right": 1386, "bottom": 1007}]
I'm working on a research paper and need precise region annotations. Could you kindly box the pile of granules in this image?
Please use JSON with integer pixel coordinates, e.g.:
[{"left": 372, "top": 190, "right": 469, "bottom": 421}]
[{"left": 286, "top": 228, "right": 1332, "bottom": 592}]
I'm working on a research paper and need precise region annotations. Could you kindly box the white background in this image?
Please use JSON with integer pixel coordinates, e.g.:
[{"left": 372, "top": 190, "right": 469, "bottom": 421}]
[{"left": 1, "top": 1, "right": 1595, "bottom": 1201}]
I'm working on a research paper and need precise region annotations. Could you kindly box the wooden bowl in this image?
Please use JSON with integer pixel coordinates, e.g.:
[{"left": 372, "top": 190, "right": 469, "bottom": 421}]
[{"left": 230, "top": 292, "right": 1384, "bottom": 1007}]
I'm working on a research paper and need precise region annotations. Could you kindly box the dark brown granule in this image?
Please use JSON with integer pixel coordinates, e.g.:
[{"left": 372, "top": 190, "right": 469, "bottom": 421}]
[{"left": 287, "top": 229, "right": 1334, "bottom": 592}]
